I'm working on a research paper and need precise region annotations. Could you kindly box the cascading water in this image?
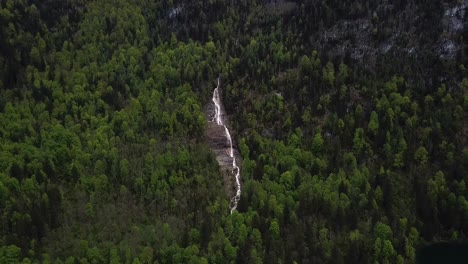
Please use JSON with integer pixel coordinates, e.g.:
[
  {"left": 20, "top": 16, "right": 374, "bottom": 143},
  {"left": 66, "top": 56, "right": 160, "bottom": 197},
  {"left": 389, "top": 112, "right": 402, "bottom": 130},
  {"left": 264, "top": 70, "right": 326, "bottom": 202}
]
[{"left": 212, "top": 78, "right": 241, "bottom": 214}]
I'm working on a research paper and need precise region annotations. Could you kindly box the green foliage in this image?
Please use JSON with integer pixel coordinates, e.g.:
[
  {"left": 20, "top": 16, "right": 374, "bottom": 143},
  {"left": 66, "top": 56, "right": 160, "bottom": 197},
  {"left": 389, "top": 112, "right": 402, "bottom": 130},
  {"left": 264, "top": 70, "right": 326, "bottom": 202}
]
[
  {"left": 269, "top": 219, "right": 281, "bottom": 240},
  {"left": 322, "top": 62, "right": 336, "bottom": 86},
  {"left": 368, "top": 111, "right": 379, "bottom": 136},
  {"left": 0, "top": 0, "right": 466, "bottom": 263},
  {"left": 312, "top": 131, "right": 324, "bottom": 155},
  {"left": 414, "top": 146, "right": 429, "bottom": 165}
]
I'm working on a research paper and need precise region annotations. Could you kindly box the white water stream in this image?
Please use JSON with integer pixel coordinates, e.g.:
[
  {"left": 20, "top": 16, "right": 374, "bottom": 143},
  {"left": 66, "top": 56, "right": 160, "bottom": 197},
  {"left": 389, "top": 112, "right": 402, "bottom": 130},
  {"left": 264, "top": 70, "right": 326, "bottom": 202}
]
[{"left": 212, "top": 78, "right": 241, "bottom": 214}]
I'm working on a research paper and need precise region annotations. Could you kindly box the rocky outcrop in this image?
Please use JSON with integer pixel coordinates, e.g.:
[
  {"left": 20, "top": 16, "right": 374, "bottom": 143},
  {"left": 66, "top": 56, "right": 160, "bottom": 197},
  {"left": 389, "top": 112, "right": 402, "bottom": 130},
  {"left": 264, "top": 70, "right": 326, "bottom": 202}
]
[
  {"left": 204, "top": 79, "right": 242, "bottom": 213},
  {"left": 312, "top": 1, "right": 467, "bottom": 63},
  {"left": 205, "top": 120, "right": 240, "bottom": 170}
]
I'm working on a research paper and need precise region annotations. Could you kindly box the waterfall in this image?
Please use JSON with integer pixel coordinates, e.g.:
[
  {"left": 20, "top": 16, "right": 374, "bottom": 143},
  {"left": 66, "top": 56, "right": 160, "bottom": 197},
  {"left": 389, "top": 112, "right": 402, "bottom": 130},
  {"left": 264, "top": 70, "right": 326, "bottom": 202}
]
[{"left": 212, "top": 78, "right": 241, "bottom": 214}]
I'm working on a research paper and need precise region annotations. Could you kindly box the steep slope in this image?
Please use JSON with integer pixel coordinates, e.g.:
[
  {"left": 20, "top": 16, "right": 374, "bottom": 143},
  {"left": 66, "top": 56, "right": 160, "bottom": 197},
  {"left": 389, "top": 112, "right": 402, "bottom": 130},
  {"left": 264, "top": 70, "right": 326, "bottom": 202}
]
[{"left": 205, "top": 79, "right": 242, "bottom": 213}]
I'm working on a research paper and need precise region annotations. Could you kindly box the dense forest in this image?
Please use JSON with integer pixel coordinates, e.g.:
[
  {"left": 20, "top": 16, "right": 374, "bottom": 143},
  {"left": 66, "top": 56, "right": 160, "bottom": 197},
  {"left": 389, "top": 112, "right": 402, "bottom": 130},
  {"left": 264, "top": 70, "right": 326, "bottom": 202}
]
[{"left": 0, "top": 0, "right": 467, "bottom": 263}]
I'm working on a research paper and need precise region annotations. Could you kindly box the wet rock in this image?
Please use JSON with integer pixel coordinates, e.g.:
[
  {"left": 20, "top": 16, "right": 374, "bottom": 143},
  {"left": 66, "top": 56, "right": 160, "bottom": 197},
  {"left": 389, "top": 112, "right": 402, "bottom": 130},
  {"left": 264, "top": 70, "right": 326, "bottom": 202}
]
[{"left": 204, "top": 87, "right": 242, "bottom": 204}]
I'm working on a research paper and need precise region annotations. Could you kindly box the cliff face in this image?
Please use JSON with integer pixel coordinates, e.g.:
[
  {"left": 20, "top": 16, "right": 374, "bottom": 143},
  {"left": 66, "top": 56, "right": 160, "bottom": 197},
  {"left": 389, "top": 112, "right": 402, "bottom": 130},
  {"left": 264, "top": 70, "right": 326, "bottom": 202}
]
[
  {"left": 312, "top": 1, "right": 466, "bottom": 60},
  {"left": 307, "top": 0, "right": 467, "bottom": 86},
  {"left": 204, "top": 90, "right": 242, "bottom": 203}
]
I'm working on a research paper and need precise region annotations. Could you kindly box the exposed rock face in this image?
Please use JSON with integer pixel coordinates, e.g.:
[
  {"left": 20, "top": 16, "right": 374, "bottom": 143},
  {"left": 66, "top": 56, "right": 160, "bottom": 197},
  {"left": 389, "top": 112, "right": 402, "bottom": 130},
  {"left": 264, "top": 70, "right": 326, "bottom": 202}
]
[
  {"left": 437, "top": 2, "right": 467, "bottom": 60},
  {"left": 206, "top": 120, "right": 240, "bottom": 169},
  {"left": 312, "top": 1, "right": 467, "bottom": 63},
  {"left": 204, "top": 80, "right": 242, "bottom": 213}
]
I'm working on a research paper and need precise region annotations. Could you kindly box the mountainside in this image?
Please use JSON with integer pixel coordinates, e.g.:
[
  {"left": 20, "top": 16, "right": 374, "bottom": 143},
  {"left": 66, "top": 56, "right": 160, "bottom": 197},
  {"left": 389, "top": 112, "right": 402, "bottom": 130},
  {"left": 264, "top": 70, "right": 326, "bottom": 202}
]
[
  {"left": 0, "top": 0, "right": 467, "bottom": 263},
  {"left": 309, "top": 0, "right": 467, "bottom": 88}
]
